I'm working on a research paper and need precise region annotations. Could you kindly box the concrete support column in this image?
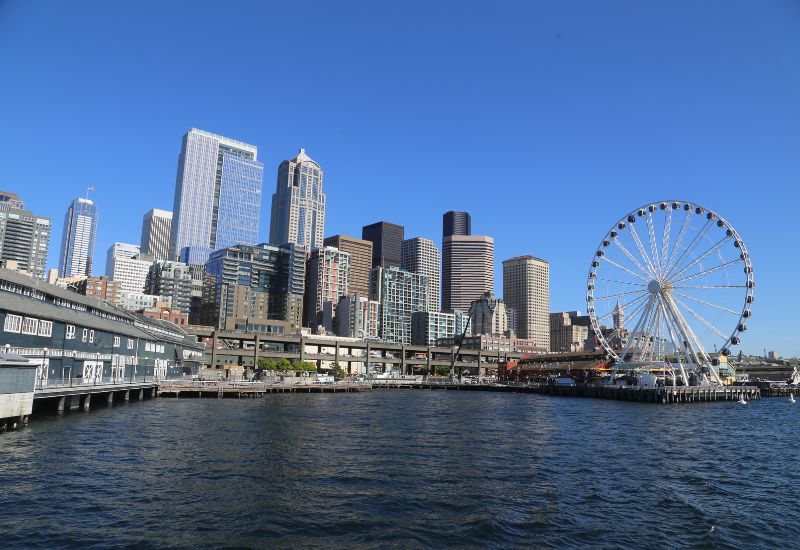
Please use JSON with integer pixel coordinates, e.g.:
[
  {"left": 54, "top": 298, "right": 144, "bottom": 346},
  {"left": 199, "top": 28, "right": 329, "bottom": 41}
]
[
  {"left": 57, "top": 396, "right": 66, "bottom": 415},
  {"left": 365, "top": 342, "right": 371, "bottom": 374},
  {"left": 211, "top": 331, "right": 218, "bottom": 369},
  {"left": 401, "top": 344, "right": 407, "bottom": 375},
  {"left": 299, "top": 337, "right": 306, "bottom": 362},
  {"left": 335, "top": 341, "right": 340, "bottom": 371},
  {"left": 253, "top": 334, "right": 260, "bottom": 370},
  {"left": 151, "top": 387, "right": 157, "bottom": 398},
  {"left": 107, "top": 392, "right": 114, "bottom": 406},
  {"left": 138, "top": 389, "right": 144, "bottom": 400},
  {"left": 124, "top": 390, "right": 130, "bottom": 402},
  {"left": 478, "top": 352, "right": 483, "bottom": 380},
  {"left": 82, "top": 394, "right": 91, "bottom": 411},
  {"left": 427, "top": 346, "right": 432, "bottom": 376}
]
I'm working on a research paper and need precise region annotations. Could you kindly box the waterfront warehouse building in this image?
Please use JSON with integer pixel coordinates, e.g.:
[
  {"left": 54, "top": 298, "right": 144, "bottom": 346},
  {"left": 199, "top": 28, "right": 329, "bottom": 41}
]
[
  {"left": 0, "top": 268, "right": 204, "bottom": 384},
  {"left": 362, "top": 221, "right": 404, "bottom": 269},
  {"left": 169, "top": 128, "right": 264, "bottom": 262},
  {"left": 203, "top": 243, "right": 306, "bottom": 333},
  {"left": 304, "top": 246, "right": 350, "bottom": 333},
  {"left": 140, "top": 208, "right": 172, "bottom": 261},
  {"left": 401, "top": 237, "right": 440, "bottom": 313},
  {"left": 336, "top": 294, "right": 379, "bottom": 339},
  {"left": 58, "top": 197, "right": 98, "bottom": 278},
  {"left": 269, "top": 148, "right": 326, "bottom": 250},
  {"left": 370, "top": 266, "right": 428, "bottom": 344},
  {"left": 442, "top": 235, "right": 494, "bottom": 312},
  {"left": 146, "top": 261, "right": 192, "bottom": 314},
  {"left": 411, "top": 310, "right": 470, "bottom": 346},
  {"left": 0, "top": 191, "right": 52, "bottom": 279},
  {"left": 442, "top": 210, "right": 471, "bottom": 238},
  {"left": 503, "top": 255, "right": 550, "bottom": 351},
  {"left": 323, "top": 235, "right": 372, "bottom": 297}
]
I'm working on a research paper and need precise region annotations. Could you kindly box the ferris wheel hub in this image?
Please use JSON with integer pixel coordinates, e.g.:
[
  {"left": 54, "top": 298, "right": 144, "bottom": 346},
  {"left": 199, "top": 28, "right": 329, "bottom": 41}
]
[{"left": 647, "top": 280, "right": 662, "bottom": 294}]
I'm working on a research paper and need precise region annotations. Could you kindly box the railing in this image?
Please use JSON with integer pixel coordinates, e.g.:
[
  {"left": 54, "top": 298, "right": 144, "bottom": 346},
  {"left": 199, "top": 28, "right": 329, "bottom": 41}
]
[{"left": 35, "top": 374, "right": 158, "bottom": 390}]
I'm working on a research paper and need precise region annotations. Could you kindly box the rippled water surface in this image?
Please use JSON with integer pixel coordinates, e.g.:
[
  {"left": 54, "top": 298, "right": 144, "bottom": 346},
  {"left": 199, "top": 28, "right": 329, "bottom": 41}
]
[{"left": 1, "top": 391, "right": 799, "bottom": 548}]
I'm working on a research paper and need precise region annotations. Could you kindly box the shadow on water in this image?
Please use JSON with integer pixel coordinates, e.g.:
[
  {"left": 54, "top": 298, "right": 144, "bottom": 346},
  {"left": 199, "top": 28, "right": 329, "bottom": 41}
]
[{"left": 1, "top": 392, "right": 798, "bottom": 547}]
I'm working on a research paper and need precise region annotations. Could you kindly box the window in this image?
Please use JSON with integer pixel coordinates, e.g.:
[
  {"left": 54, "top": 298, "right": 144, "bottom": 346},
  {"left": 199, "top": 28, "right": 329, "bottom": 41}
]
[
  {"left": 82, "top": 328, "right": 88, "bottom": 342},
  {"left": 113, "top": 336, "right": 120, "bottom": 347},
  {"left": 127, "top": 339, "right": 134, "bottom": 350},
  {"left": 3, "top": 314, "right": 22, "bottom": 333},
  {"left": 89, "top": 330, "right": 95, "bottom": 343},
  {"left": 66, "top": 325, "right": 76, "bottom": 340},
  {"left": 21, "top": 317, "right": 39, "bottom": 335},
  {"left": 38, "top": 320, "right": 53, "bottom": 337}
]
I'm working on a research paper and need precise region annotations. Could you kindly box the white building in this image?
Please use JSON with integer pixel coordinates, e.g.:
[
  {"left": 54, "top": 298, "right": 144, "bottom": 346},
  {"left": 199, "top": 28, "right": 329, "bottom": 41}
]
[
  {"left": 269, "top": 149, "right": 326, "bottom": 249},
  {"left": 503, "top": 255, "right": 550, "bottom": 351},
  {"left": 117, "top": 291, "right": 167, "bottom": 311},
  {"left": 108, "top": 255, "right": 154, "bottom": 294},
  {"left": 370, "top": 266, "right": 428, "bottom": 344},
  {"left": 401, "top": 237, "right": 440, "bottom": 313},
  {"left": 304, "top": 246, "right": 350, "bottom": 333},
  {"left": 470, "top": 291, "right": 510, "bottom": 336},
  {"left": 140, "top": 209, "right": 172, "bottom": 261},
  {"left": 411, "top": 310, "right": 470, "bottom": 346},
  {"left": 105, "top": 242, "right": 140, "bottom": 277},
  {"left": 336, "top": 294, "right": 380, "bottom": 339}
]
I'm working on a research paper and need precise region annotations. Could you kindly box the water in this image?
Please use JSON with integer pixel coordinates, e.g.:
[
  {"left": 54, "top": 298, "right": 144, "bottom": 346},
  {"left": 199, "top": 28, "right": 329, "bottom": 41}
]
[{"left": 1, "top": 391, "right": 798, "bottom": 548}]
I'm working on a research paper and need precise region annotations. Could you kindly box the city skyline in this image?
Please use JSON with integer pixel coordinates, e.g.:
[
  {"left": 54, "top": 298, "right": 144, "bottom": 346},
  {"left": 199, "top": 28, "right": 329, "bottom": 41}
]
[{"left": 1, "top": 2, "right": 797, "bottom": 356}]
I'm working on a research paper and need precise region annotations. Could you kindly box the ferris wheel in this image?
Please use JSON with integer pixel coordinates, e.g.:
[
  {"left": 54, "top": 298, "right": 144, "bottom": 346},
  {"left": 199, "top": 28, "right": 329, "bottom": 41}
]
[{"left": 586, "top": 201, "right": 754, "bottom": 386}]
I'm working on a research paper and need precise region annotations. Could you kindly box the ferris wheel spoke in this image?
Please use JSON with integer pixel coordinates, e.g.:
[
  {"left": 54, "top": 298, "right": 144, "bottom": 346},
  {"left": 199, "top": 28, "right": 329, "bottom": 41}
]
[
  {"left": 595, "top": 278, "right": 647, "bottom": 287},
  {"left": 671, "top": 290, "right": 741, "bottom": 315},
  {"left": 628, "top": 222, "right": 658, "bottom": 277},
  {"left": 595, "top": 289, "right": 648, "bottom": 301},
  {"left": 663, "top": 295, "right": 710, "bottom": 365},
  {"left": 612, "top": 239, "right": 654, "bottom": 280},
  {"left": 672, "top": 295, "right": 730, "bottom": 341},
  {"left": 664, "top": 209, "right": 693, "bottom": 274},
  {"left": 673, "top": 258, "right": 742, "bottom": 285},
  {"left": 659, "top": 301, "right": 690, "bottom": 385},
  {"left": 665, "top": 219, "right": 712, "bottom": 279},
  {"left": 660, "top": 207, "right": 673, "bottom": 277},
  {"left": 646, "top": 212, "right": 662, "bottom": 276},
  {"left": 668, "top": 234, "right": 732, "bottom": 282},
  {"left": 636, "top": 300, "right": 660, "bottom": 360},
  {"left": 601, "top": 256, "right": 651, "bottom": 283},
  {"left": 672, "top": 284, "right": 746, "bottom": 289},
  {"left": 619, "top": 295, "right": 656, "bottom": 362},
  {"left": 595, "top": 292, "right": 649, "bottom": 323}
]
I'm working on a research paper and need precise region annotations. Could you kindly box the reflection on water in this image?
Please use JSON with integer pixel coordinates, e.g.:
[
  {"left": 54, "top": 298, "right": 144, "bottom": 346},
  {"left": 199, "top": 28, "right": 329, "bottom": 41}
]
[{"left": 1, "top": 392, "right": 798, "bottom": 547}]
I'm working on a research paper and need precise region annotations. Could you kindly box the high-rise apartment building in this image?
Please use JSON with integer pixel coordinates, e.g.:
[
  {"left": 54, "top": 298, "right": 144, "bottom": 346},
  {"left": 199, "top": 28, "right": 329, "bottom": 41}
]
[
  {"left": 304, "top": 246, "right": 350, "bottom": 332},
  {"left": 443, "top": 211, "right": 471, "bottom": 238},
  {"left": 203, "top": 243, "right": 306, "bottom": 332},
  {"left": 442, "top": 235, "right": 494, "bottom": 312},
  {"left": 0, "top": 191, "right": 51, "bottom": 279},
  {"left": 146, "top": 261, "right": 192, "bottom": 314},
  {"left": 269, "top": 149, "right": 326, "bottom": 249},
  {"left": 108, "top": 254, "right": 154, "bottom": 294},
  {"left": 370, "top": 266, "right": 428, "bottom": 344},
  {"left": 140, "top": 208, "right": 172, "bottom": 261},
  {"left": 59, "top": 197, "right": 98, "bottom": 278},
  {"left": 323, "top": 235, "right": 372, "bottom": 296},
  {"left": 401, "top": 237, "right": 440, "bottom": 313},
  {"left": 362, "top": 221, "right": 404, "bottom": 268},
  {"left": 503, "top": 255, "right": 550, "bottom": 351},
  {"left": 336, "top": 294, "right": 380, "bottom": 339},
  {"left": 470, "top": 291, "right": 510, "bottom": 336},
  {"left": 105, "top": 242, "right": 140, "bottom": 277},
  {"left": 411, "top": 310, "right": 470, "bottom": 346},
  {"left": 170, "top": 128, "right": 264, "bottom": 263}
]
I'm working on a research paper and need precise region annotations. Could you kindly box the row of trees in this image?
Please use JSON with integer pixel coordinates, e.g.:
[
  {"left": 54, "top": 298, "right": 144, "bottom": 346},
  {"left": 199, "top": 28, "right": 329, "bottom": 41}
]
[{"left": 256, "top": 358, "right": 317, "bottom": 372}]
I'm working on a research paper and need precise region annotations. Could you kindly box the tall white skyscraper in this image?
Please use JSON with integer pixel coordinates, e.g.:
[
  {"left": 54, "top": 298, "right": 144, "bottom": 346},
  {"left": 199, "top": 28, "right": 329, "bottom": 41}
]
[
  {"left": 269, "top": 149, "right": 326, "bottom": 249},
  {"left": 140, "top": 208, "right": 172, "bottom": 261},
  {"left": 401, "top": 237, "right": 440, "bottom": 313},
  {"left": 59, "top": 197, "right": 98, "bottom": 277},
  {"left": 503, "top": 255, "right": 550, "bottom": 351},
  {"left": 170, "top": 128, "right": 264, "bottom": 262},
  {"left": 442, "top": 235, "right": 494, "bottom": 313}
]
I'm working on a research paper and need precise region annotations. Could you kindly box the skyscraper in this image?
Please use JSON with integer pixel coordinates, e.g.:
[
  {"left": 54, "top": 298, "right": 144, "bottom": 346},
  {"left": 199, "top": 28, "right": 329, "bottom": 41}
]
[
  {"left": 401, "top": 237, "right": 440, "bottom": 313},
  {"left": 59, "top": 197, "right": 98, "bottom": 278},
  {"left": 0, "top": 191, "right": 51, "bottom": 278},
  {"left": 441, "top": 235, "right": 494, "bottom": 312},
  {"left": 443, "top": 211, "right": 471, "bottom": 238},
  {"left": 170, "top": 128, "right": 264, "bottom": 262},
  {"left": 370, "top": 266, "right": 428, "bottom": 344},
  {"left": 304, "top": 246, "right": 350, "bottom": 332},
  {"left": 146, "top": 261, "right": 192, "bottom": 314},
  {"left": 324, "top": 235, "right": 372, "bottom": 296},
  {"left": 105, "top": 242, "right": 140, "bottom": 277},
  {"left": 140, "top": 208, "right": 172, "bottom": 261},
  {"left": 470, "top": 291, "right": 510, "bottom": 336},
  {"left": 503, "top": 255, "right": 550, "bottom": 351},
  {"left": 362, "top": 221, "right": 403, "bottom": 268},
  {"left": 336, "top": 294, "right": 379, "bottom": 339},
  {"left": 269, "top": 149, "right": 326, "bottom": 249}
]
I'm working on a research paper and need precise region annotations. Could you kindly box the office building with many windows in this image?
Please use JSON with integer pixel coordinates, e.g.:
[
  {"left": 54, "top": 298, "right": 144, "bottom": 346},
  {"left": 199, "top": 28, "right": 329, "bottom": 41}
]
[
  {"left": 304, "top": 246, "right": 350, "bottom": 333},
  {"left": 362, "top": 221, "right": 404, "bottom": 269},
  {"left": 146, "top": 261, "right": 192, "bottom": 314},
  {"left": 140, "top": 208, "right": 172, "bottom": 261},
  {"left": 269, "top": 149, "right": 326, "bottom": 249},
  {"left": 442, "top": 235, "right": 494, "bottom": 312},
  {"left": 411, "top": 310, "right": 470, "bottom": 346},
  {"left": 370, "top": 266, "right": 428, "bottom": 344},
  {"left": 442, "top": 211, "right": 471, "bottom": 238},
  {"left": 59, "top": 197, "right": 98, "bottom": 278},
  {"left": 323, "top": 235, "right": 372, "bottom": 297},
  {"left": 401, "top": 237, "right": 440, "bottom": 313},
  {"left": 336, "top": 294, "right": 380, "bottom": 339},
  {"left": 170, "top": 128, "right": 264, "bottom": 262},
  {"left": 503, "top": 255, "right": 550, "bottom": 351},
  {"left": 0, "top": 191, "right": 51, "bottom": 279}
]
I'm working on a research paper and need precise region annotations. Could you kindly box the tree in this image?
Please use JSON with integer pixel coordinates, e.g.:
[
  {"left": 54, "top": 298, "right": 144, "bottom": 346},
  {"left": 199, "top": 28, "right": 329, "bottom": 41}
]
[
  {"left": 331, "top": 362, "right": 345, "bottom": 380},
  {"left": 293, "top": 361, "right": 317, "bottom": 372},
  {"left": 276, "top": 358, "right": 293, "bottom": 371},
  {"left": 256, "top": 358, "right": 276, "bottom": 370}
]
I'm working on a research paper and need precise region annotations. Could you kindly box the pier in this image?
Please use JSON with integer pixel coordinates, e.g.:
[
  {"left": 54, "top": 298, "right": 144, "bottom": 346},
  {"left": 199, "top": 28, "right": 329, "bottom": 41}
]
[
  {"left": 157, "top": 380, "right": 372, "bottom": 398},
  {"left": 32, "top": 377, "right": 159, "bottom": 414}
]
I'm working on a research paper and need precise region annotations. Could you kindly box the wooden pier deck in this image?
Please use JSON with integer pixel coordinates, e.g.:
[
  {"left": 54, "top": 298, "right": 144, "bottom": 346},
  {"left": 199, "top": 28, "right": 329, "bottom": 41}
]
[{"left": 157, "top": 381, "right": 372, "bottom": 398}]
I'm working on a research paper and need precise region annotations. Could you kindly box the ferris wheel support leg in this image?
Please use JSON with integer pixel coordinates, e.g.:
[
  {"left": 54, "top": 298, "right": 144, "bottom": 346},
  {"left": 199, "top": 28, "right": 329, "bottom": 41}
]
[
  {"left": 659, "top": 301, "right": 689, "bottom": 386},
  {"left": 618, "top": 296, "right": 656, "bottom": 366},
  {"left": 664, "top": 295, "right": 722, "bottom": 386}
]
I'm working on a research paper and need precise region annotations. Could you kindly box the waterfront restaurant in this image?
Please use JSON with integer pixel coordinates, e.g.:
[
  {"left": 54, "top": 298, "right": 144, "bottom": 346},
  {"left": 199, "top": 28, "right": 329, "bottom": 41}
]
[{"left": 0, "top": 268, "right": 205, "bottom": 386}]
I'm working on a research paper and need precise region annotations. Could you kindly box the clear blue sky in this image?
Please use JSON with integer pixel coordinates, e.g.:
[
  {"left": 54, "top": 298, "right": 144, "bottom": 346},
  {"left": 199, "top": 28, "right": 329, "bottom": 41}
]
[{"left": 1, "top": 1, "right": 798, "bottom": 356}]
